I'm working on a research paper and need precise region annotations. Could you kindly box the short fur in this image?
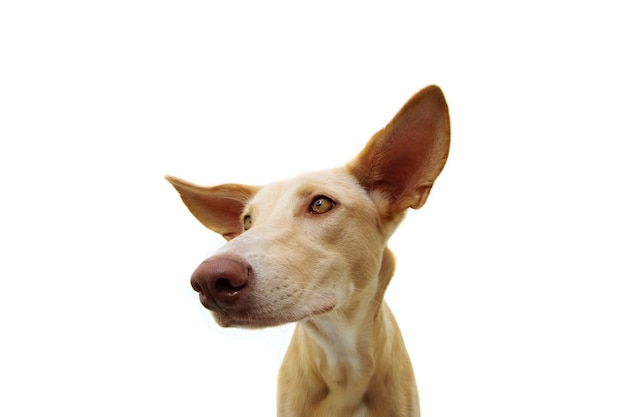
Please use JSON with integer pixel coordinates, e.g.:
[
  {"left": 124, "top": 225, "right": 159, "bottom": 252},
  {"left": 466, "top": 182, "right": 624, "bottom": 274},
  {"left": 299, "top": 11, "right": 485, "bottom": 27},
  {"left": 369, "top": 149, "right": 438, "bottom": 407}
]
[{"left": 166, "top": 85, "right": 450, "bottom": 416}]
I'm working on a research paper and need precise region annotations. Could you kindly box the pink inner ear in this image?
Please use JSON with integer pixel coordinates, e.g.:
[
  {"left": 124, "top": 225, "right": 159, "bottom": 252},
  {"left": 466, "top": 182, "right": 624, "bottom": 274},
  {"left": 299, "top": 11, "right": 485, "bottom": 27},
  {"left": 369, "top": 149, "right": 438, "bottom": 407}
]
[
  {"left": 348, "top": 85, "right": 450, "bottom": 214},
  {"left": 188, "top": 194, "right": 247, "bottom": 240},
  {"left": 165, "top": 176, "right": 259, "bottom": 240}
]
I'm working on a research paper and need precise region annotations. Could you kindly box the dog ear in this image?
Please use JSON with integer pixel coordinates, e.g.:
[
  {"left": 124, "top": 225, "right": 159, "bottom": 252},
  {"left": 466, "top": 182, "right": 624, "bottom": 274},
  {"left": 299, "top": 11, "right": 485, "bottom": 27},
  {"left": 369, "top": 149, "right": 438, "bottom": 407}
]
[
  {"left": 165, "top": 175, "right": 259, "bottom": 240},
  {"left": 348, "top": 85, "right": 450, "bottom": 217}
]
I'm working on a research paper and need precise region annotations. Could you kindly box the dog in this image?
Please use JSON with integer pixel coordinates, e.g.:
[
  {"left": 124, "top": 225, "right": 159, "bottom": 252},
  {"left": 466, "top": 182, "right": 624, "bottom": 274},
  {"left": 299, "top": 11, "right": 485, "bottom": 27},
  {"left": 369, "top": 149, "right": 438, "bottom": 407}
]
[{"left": 166, "top": 85, "right": 450, "bottom": 417}]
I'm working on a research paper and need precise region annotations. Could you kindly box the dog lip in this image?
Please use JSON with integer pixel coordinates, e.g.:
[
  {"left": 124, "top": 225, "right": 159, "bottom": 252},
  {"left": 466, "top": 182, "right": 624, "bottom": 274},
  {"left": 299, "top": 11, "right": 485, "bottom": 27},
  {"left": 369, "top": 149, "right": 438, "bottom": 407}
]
[
  {"left": 197, "top": 288, "right": 252, "bottom": 317},
  {"left": 212, "top": 303, "right": 337, "bottom": 328},
  {"left": 311, "top": 304, "right": 335, "bottom": 315},
  {"left": 212, "top": 311, "right": 282, "bottom": 328},
  {"left": 198, "top": 290, "right": 245, "bottom": 313},
  {"left": 198, "top": 293, "right": 224, "bottom": 313}
]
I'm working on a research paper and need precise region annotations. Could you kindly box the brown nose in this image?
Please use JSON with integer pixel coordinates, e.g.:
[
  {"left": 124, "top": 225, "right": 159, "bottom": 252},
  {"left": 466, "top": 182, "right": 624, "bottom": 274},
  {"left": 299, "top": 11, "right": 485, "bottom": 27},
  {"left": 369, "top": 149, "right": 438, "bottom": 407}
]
[{"left": 190, "top": 257, "right": 253, "bottom": 311}]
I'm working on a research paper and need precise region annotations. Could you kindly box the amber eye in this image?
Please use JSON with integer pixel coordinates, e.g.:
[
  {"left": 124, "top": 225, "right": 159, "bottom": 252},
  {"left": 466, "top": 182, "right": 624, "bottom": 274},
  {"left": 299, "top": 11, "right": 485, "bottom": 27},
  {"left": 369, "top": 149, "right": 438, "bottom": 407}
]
[
  {"left": 310, "top": 196, "right": 335, "bottom": 214},
  {"left": 243, "top": 215, "right": 252, "bottom": 230}
]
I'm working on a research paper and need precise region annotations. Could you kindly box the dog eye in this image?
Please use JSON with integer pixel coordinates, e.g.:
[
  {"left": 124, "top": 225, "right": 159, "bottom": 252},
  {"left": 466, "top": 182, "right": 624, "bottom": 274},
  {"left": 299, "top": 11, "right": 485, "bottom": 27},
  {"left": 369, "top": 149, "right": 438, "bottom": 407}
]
[
  {"left": 310, "top": 196, "right": 335, "bottom": 214},
  {"left": 243, "top": 215, "right": 252, "bottom": 230}
]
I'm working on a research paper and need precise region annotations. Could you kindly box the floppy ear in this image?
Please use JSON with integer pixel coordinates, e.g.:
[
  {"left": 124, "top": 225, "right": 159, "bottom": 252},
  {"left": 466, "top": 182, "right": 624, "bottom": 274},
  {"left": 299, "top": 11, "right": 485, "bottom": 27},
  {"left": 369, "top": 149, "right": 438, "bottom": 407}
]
[
  {"left": 165, "top": 175, "right": 260, "bottom": 240},
  {"left": 348, "top": 85, "right": 450, "bottom": 217}
]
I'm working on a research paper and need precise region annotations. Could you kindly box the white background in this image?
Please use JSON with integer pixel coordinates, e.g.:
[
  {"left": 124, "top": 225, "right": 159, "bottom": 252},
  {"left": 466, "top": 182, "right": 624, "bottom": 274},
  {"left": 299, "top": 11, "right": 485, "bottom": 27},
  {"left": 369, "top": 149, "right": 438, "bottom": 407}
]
[{"left": 1, "top": 1, "right": 625, "bottom": 416}]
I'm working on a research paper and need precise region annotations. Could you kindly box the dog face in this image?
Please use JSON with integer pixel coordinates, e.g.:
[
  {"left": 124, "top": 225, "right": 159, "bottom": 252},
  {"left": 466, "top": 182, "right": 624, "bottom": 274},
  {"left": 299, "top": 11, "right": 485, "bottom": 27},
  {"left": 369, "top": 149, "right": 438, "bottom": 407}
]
[
  {"left": 167, "top": 168, "right": 388, "bottom": 328},
  {"left": 208, "top": 169, "right": 387, "bottom": 327}
]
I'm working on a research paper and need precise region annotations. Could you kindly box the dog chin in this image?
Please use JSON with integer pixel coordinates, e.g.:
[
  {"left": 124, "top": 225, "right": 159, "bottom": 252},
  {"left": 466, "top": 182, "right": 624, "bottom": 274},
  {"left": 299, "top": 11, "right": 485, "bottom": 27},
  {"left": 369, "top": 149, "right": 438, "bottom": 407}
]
[
  {"left": 212, "top": 312, "right": 289, "bottom": 328},
  {"left": 212, "top": 305, "right": 336, "bottom": 328}
]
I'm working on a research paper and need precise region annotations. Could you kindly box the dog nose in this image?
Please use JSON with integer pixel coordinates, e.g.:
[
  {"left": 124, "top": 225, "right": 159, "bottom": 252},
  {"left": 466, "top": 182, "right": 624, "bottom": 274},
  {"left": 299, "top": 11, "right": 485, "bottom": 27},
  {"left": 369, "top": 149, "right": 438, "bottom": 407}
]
[{"left": 190, "top": 257, "right": 253, "bottom": 310}]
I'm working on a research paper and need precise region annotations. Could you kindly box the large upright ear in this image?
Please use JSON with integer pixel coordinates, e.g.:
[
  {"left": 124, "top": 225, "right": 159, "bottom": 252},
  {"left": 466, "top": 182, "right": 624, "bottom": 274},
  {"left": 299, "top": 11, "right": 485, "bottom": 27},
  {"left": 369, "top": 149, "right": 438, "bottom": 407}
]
[
  {"left": 347, "top": 85, "right": 450, "bottom": 217},
  {"left": 165, "top": 175, "right": 260, "bottom": 240}
]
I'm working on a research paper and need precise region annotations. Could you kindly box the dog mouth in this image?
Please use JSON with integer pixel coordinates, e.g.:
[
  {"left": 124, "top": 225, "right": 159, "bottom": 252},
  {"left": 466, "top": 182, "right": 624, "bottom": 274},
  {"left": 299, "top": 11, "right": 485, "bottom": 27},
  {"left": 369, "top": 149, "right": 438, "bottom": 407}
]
[{"left": 210, "top": 303, "right": 336, "bottom": 328}]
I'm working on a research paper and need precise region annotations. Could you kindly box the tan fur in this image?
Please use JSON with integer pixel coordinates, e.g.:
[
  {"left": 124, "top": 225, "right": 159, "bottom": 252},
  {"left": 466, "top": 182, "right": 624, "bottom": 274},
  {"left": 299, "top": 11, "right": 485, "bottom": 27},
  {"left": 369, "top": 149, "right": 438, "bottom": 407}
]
[{"left": 166, "top": 85, "right": 450, "bottom": 416}]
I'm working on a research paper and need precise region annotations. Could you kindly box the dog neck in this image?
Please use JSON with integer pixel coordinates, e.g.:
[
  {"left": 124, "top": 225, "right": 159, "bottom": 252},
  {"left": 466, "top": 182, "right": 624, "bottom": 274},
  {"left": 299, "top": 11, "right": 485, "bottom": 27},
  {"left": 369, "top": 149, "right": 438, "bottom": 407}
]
[{"left": 278, "top": 248, "right": 417, "bottom": 416}]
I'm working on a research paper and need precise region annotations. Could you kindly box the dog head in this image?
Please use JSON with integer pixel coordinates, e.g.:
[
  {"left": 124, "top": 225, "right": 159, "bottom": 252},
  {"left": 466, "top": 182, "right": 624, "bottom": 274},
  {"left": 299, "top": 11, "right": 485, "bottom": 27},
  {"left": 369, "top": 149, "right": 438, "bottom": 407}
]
[{"left": 166, "top": 85, "right": 450, "bottom": 327}]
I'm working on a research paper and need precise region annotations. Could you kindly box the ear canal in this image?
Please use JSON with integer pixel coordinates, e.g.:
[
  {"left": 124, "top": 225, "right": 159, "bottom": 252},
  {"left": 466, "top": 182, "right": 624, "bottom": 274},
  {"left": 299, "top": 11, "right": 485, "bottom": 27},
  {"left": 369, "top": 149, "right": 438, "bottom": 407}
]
[
  {"left": 348, "top": 85, "right": 450, "bottom": 216},
  {"left": 165, "top": 175, "right": 260, "bottom": 240}
]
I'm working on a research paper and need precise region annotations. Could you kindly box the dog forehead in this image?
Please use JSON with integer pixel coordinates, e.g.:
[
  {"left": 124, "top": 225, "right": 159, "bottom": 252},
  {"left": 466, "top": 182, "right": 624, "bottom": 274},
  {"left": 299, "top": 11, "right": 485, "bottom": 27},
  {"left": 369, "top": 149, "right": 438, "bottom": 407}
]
[
  {"left": 254, "top": 168, "right": 367, "bottom": 205},
  {"left": 296, "top": 168, "right": 366, "bottom": 197}
]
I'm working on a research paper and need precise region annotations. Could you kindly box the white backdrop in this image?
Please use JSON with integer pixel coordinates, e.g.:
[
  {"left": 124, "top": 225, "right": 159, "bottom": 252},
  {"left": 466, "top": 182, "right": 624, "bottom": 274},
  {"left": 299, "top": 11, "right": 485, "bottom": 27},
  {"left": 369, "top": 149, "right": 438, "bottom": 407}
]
[{"left": 1, "top": 1, "right": 625, "bottom": 416}]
